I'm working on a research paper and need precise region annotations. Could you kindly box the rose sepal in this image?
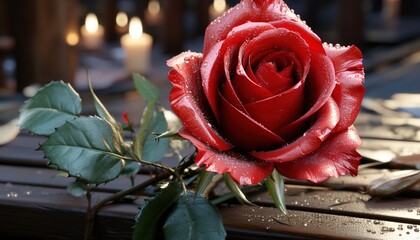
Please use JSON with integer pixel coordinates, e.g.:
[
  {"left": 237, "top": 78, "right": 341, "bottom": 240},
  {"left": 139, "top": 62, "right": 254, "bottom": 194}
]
[
  {"left": 223, "top": 173, "right": 257, "bottom": 206},
  {"left": 265, "top": 169, "right": 287, "bottom": 215}
]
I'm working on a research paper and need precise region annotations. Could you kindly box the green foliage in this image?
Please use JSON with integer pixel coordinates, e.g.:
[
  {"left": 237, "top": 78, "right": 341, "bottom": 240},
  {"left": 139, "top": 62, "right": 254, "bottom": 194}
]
[
  {"left": 163, "top": 193, "right": 226, "bottom": 240},
  {"left": 42, "top": 117, "right": 127, "bottom": 184},
  {"left": 19, "top": 81, "right": 81, "bottom": 135},
  {"left": 195, "top": 170, "right": 216, "bottom": 197},
  {"left": 133, "top": 74, "right": 160, "bottom": 103},
  {"left": 67, "top": 180, "right": 89, "bottom": 197},
  {"left": 132, "top": 181, "right": 182, "bottom": 240},
  {"left": 265, "top": 169, "right": 287, "bottom": 215},
  {"left": 134, "top": 100, "right": 169, "bottom": 163},
  {"left": 223, "top": 173, "right": 256, "bottom": 206},
  {"left": 121, "top": 161, "right": 141, "bottom": 177},
  {"left": 87, "top": 70, "right": 120, "bottom": 128}
]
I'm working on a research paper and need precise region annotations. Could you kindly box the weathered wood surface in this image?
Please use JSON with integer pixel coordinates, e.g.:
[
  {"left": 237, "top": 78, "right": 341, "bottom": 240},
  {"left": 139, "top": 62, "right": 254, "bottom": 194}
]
[
  {"left": 0, "top": 123, "right": 419, "bottom": 239},
  {"left": 1, "top": 87, "right": 420, "bottom": 239}
]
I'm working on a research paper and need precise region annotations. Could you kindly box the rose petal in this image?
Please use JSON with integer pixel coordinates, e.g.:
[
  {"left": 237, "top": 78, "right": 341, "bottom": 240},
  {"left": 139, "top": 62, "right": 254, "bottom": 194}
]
[
  {"left": 202, "top": 22, "right": 276, "bottom": 120},
  {"left": 219, "top": 93, "right": 286, "bottom": 151},
  {"left": 281, "top": 52, "right": 336, "bottom": 133},
  {"left": 179, "top": 128, "right": 274, "bottom": 185},
  {"left": 221, "top": 48, "right": 249, "bottom": 113},
  {"left": 240, "top": 28, "right": 311, "bottom": 86},
  {"left": 275, "top": 125, "right": 361, "bottom": 183},
  {"left": 167, "top": 51, "right": 232, "bottom": 151},
  {"left": 203, "top": 0, "right": 290, "bottom": 55},
  {"left": 271, "top": 19, "right": 325, "bottom": 54},
  {"left": 324, "top": 45, "right": 365, "bottom": 132},
  {"left": 255, "top": 57, "right": 295, "bottom": 94},
  {"left": 244, "top": 80, "right": 304, "bottom": 138},
  {"left": 231, "top": 69, "right": 274, "bottom": 103},
  {"left": 232, "top": 28, "right": 310, "bottom": 105},
  {"left": 251, "top": 98, "right": 340, "bottom": 162}
]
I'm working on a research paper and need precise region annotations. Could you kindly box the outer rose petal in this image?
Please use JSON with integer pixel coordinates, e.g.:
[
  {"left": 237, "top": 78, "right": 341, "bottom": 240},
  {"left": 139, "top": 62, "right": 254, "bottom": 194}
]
[
  {"left": 275, "top": 126, "right": 361, "bottom": 183},
  {"left": 167, "top": 52, "right": 232, "bottom": 151},
  {"left": 271, "top": 20, "right": 325, "bottom": 54},
  {"left": 203, "top": 0, "right": 288, "bottom": 55},
  {"left": 251, "top": 99, "right": 340, "bottom": 162},
  {"left": 179, "top": 128, "right": 274, "bottom": 185},
  {"left": 324, "top": 45, "right": 365, "bottom": 132},
  {"left": 278, "top": 52, "right": 336, "bottom": 140}
]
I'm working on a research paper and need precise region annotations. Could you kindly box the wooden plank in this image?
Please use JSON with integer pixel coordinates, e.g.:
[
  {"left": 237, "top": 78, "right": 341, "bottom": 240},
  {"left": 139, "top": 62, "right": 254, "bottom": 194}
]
[
  {"left": 1, "top": 183, "right": 418, "bottom": 240},
  {"left": 221, "top": 205, "right": 419, "bottom": 240},
  {"left": 356, "top": 113, "right": 420, "bottom": 142},
  {"left": 0, "top": 165, "right": 152, "bottom": 194},
  {"left": 252, "top": 186, "right": 420, "bottom": 225},
  {"left": 0, "top": 183, "right": 138, "bottom": 240},
  {"left": 283, "top": 168, "right": 420, "bottom": 196}
]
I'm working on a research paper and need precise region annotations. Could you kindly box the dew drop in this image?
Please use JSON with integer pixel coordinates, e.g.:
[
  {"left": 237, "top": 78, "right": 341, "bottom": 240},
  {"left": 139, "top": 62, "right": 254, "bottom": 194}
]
[
  {"left": 373, "top": 220, "right": 381, "bottom": 225},
  {"left": 6, "top": 192, "right": 19, "bottom": 198},
  {"left": 381, "top": 227, "right": 395, "bottom": 232}
]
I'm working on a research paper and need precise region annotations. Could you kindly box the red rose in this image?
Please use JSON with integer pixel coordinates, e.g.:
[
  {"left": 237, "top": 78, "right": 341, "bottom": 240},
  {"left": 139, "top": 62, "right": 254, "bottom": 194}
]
[{"left": 167, "top": 0, "right": 365, "bottom": 185}]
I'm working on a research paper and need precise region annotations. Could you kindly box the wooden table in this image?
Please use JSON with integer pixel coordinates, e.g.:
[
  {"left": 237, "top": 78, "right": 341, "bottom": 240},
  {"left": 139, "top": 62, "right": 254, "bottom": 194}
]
[{"left": 0, "top": 99, "right": 419, "bottom": 240}]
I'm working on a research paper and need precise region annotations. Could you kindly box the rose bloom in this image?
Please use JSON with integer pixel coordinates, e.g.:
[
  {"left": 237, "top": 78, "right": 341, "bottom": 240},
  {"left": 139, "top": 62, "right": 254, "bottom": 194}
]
[{"left": 167, "top": 0, "right": 365, "bottom": 185}]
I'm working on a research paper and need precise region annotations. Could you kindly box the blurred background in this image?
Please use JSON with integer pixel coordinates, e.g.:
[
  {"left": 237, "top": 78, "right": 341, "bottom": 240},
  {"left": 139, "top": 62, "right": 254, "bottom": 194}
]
[{"left": 0, "top": 0, "right": 420, "bottom": 120}]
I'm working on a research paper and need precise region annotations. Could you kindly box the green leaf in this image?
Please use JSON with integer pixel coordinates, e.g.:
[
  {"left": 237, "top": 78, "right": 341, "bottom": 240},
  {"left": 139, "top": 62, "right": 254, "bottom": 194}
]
[
  {"left": 133, "top": 74, "right": 160, "bottom": 103},
  {"left": 132, "top": 181, "right": 182, "bottom": 240},
  {"left": 265, "top": 169, "right": 287, "bottom": 215},
  {"left": 195, "top": 170, "right": 216, "bottom": 197},
  {"left": 134, "top": 100, "right": 155, "bottom": 159},
  {"left": 163, "top": 193, "right": 226, "bottom": 240},
  {"left": 121, "top": 160, "right": 141, "bottom": 177},
  {"left": 86, "top": 69, "right": 120, "bottom": 128},
  {"left": 19, "top": 81, "right": 81, "bottom": 135},
  {"left": 67, "top": 180, "right": 88, "bottom": 197},
  {"left": 223, "top": 173, "right": 256, "bottom": 206},
  {"left": 134, "top": 101, "right": 169, "bottom": 163},
  {"left": 42, "top": 117, "right": 126, "bottom": 184}
]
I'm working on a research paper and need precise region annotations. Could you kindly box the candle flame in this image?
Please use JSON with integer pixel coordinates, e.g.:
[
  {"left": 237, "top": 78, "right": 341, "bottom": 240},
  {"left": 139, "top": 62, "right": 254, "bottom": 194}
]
[
  {"left": 213, "top": 0, "right": 226, "bottom": 12},
  {"left": 148, "top": 0, "right": 161, "bottom": 16},
  {"left": 129, "top": 17, "right": 143, "bottom": 39},
  {"left": 85, "top": 13, "right": 99, "bottom": 33},
  {"left": 66, "top": 32, "right": 79, "bottom": 46},
  {"left": 116, "top": 11, "right": 128, "bottom": 27}
]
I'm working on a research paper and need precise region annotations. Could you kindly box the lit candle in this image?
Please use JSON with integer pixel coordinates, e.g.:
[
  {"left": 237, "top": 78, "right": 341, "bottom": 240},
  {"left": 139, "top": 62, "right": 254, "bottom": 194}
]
[
  {"left": 80, "top": 13, "right": 104, "bottom": 50},
  {"left": 145, "top": 0, "right": 162, "bottom": 26},
  {"left": 66, "top": 32, "right": 79, "bottom": 46},
  {"left": 120, "top": 17, "right": 153, "bottom": 74},
  {"left": 209, "top": 0, "right": 227, "bottom": 21},
  {"left": 115, "top": 11, "right": 129, "bottom": 35}
]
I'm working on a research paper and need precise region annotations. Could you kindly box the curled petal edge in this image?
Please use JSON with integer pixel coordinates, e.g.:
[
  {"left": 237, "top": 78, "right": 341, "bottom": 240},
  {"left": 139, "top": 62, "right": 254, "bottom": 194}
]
[
  {"left": 251, "top": 98, "right": 340, "bottom": 162},
  {"left": 179, "top": 127, "right": 274, "bottom": 185},
  {"left": 167, "top": 51, "right": 232, "bottom": 151},
  {"left": 275, "top": 125, "right": 362, "bottom": 183}
]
